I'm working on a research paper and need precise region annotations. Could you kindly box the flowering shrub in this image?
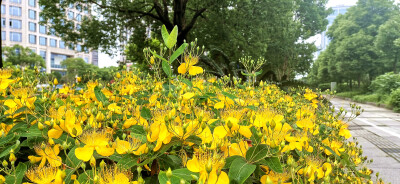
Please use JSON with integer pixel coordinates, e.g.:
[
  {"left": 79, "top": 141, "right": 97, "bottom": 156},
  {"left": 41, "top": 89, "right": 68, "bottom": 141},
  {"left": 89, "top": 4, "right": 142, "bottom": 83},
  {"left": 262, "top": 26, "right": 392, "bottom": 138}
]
[{"left": 0, "top": 26, "right": 383, "bottom": 184}]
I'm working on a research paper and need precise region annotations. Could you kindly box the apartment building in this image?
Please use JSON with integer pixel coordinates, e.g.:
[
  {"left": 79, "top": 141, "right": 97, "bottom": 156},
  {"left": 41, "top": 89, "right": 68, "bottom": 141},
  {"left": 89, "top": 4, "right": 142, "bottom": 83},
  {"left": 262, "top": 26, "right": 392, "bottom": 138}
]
[{"left": 1, "top": 0, "right": 98, "bottom": 74}]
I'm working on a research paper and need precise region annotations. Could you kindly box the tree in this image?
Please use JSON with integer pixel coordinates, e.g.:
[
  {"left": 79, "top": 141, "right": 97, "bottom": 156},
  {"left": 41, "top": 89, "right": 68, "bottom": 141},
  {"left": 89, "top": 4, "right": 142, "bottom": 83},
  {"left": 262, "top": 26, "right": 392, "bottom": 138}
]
[
  {"left": 376, "top": 13, "right": 400, "bottom": 73},
  {"left": 39, "top": 0, "right": 218, "bottom": 54},
  {"left": 2, "top": 45, "right": 45, "bottom": 68},
  {"left": 191, "top": 0, "right": 330, "bottom": 81},
  {"left": 311, "top": 0, "right": 398, "bottom": 87},
  {"left": 61, "top": 58, "right": 97, "bottom": 83}
]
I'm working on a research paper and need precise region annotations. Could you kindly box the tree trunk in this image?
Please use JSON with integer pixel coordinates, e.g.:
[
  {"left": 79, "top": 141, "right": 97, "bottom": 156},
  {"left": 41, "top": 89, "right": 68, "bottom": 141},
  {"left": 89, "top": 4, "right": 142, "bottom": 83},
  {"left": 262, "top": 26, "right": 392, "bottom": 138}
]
[
  {"left": 349, "top": 79, "right": 353, "bottom": 90},
  {"left": 357, "top": 76, "right": 361, "bottom": 88}
]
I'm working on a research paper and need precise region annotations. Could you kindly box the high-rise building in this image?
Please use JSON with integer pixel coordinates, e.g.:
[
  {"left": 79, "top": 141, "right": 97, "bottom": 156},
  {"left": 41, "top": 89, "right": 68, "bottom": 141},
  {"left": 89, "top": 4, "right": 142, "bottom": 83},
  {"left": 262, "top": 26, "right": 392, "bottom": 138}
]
[
  {"left": 1, "top": 0, "right": 96, "bottom": 74},
  {"left": 315, "top": 5, "right": 351, "bottom": 58}
]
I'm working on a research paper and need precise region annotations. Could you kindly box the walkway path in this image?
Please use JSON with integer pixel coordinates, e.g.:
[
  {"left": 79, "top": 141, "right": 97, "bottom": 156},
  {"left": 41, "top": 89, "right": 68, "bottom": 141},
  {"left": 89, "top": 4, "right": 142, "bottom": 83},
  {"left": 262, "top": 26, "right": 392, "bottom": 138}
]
[{"left": 329, "top": 97, "right": 400, "bottom": 184}]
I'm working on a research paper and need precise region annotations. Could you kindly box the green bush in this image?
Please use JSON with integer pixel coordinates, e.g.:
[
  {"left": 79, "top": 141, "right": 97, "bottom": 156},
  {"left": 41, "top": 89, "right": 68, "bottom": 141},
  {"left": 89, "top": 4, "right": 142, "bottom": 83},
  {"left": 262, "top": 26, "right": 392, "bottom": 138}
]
[
  {"left": 370, "top": 72, "right": 400, "bottom": 95},
  {"left": 390, "top": 88, "right": 400, "bottom": 112},
  {"left": 317, "top": 83, "right": 331, "bottom": 91}
]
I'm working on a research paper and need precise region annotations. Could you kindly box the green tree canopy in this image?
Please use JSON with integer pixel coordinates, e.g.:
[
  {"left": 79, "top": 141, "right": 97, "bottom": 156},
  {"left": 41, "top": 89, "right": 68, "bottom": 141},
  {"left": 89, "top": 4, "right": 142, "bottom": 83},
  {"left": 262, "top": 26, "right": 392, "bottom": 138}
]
[
  {"left": 376, "top": 12, "right": 400, "bottom": 73},
  {"left": 2, "top": 45, "right": 45, "bottom": 68},
  {"left": 309, "top": 0, "right": 399, "bottom": 87}
]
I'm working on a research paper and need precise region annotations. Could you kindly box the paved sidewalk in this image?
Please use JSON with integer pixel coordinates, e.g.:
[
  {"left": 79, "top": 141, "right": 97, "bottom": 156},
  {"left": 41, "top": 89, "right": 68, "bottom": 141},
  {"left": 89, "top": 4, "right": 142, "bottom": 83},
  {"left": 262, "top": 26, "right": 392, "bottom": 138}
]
[{"left": 330, "top": 97, "right": 400, "bottom": 184}]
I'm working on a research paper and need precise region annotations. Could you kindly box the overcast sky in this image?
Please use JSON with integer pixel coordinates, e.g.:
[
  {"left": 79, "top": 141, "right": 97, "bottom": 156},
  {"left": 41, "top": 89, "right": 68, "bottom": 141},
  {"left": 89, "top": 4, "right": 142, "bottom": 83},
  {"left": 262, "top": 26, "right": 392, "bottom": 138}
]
[{"left": 97, "top": 0, "right": 386, "bottom": 68}]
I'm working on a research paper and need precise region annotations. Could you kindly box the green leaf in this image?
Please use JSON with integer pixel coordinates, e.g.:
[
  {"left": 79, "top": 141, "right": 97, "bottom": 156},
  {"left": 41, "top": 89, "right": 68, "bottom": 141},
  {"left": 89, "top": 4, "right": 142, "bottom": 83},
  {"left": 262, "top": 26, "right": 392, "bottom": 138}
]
[
  {"left": 228, "top": 157, "right": 256, "bottom": 184},
  {"left": 246, "top": 105, "right": 258, "bottom": 111},
  {"left": 5, "top": 162, "right": 27, "bottom": 184},
  {"left": 222, "top": 91, "right": 238, "bottom": 100},
  {"left": 66, "top": 146, "right": 82, "bottom": 168},
  {"left": 149, "top": 49, "right": 169, "bottom": 63},
  {"left": 224, "top": 155, "right": 243, "bottom": 169},
  {"left": 166, "top": 25, "right": 178, "bottom": 49},
  {"left": 0, "top": 133, "right": 19, "bottom": 147},
  {"left": 20, "top": 125, "right": 42, "bottom": 137},
  {"left": 254, "top": 69, "right": 263, "bottom": 76},
  {"left": 94, "top": 86, "right": 108, "bottom": 104},
  {"left": 162, "top": 60, "right": 172, "bottom": 78},
  {"left": 140, "top": 107, "right": 152, "bottom": 120},
  {"left": 161, "top": 25, "right": 170, "bottom": 47},
  {"left": 158, "top": 168, "right": 197, "bottom": 184},
  {"left": 170, "top": 43, "right": 188, "bottom": 64},
  {"left": 264, "top": 157, "right": 283, "bottom": 173},
  {"left": 246, "top": 144, "right": 269, "bottom": 163},
  {"left": 13, "top": 106, "right": 28, "bottom": 115},
  {"left": 185, "top": 135, "right": 202, "bottom": 145},
  {"left": 117, "top": 154, "right": 139, "bottom": 169},
  {"left": 180, "top": 77, "right": 193, "bottom": 88},
  {"left": 127, "top": 125, "right": 147, "bottom": 142},
  {"left": 78, "top": 170, "right": 94, "bottom": 184}
]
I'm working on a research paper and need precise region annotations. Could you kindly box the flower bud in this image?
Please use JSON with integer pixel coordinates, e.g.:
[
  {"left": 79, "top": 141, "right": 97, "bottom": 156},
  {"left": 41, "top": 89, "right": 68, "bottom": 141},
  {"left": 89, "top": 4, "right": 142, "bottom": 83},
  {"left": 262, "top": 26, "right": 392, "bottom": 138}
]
[
  {"left": 90, "top": 156, "right": 96, "bottom": 167},
  {"left": 166, "top": 167, "right": 173, "bottom": 178},
  {"left": 9, "top": 153, "right": 17, "bottom": 162},
  {"left": 2, "top": 160, "right": 8, "bottom": 167}
]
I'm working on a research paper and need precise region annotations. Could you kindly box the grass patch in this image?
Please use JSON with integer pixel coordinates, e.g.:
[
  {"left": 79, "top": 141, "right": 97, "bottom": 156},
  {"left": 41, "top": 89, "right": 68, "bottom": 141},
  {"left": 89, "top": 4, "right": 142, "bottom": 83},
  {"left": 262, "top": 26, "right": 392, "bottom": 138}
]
[{"left": 335, "top": 91, "right": 364, "bottom": 98}]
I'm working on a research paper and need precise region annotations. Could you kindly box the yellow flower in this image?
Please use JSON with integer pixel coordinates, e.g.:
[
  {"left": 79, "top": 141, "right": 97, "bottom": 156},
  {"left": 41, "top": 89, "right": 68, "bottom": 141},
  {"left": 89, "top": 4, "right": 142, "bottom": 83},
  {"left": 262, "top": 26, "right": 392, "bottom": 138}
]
[
  {"left": 25, "top": 165, "right": 65, "bottom": 184},
  {"left": 49, "top": 109, "right": 82, "bottom": 138},
  {"left": 108, "top": 103, "right": 122, "bottom": 114},
  {"left": 322, "top": 138, "right": 345, "bottom": 156},
  {"left": 0, "top": 69, "right": 14, "bottom": 91},
  {"left": 228, "top": 141, "right": 248, "bottom": 157},
  {"left": 0, "top": 123, "right": 14, "bottom": 137},
  {"left": 187, "top": 149, "right": 229, "bottom": 184},
  {"left": 178, "top": 55, "right": 203, "bottom": 76},
  {"left": 28, "top": 144, "right": 62, "bottom": 168},
  {"left": 98, "top": 166, "right": 132, "bottom": 184},
  {"left": 298, "top": 157, "right": 331, "bottom": 182},
  {"left": 260, "top": 166, "right": 290, "bottom": 184},
  {"left": 115, "top": 136, "right": 147, "bottom": 155},
  {"left": 75, "top": 130, "right": 115, "bottom": 161}
]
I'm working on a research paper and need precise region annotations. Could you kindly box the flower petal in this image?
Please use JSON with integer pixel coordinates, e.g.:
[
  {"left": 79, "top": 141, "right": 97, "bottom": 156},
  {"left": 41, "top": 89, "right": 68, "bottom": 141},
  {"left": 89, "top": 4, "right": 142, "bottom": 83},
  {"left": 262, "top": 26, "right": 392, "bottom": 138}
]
[
  {"left": 187, "top": 156, "right": 200, "bottom": 173},
  {"left": 188, "top": 66, "right": 203, "bottom": 76},
  {"left": 95, "top": 146, "right": 114, "bottom": 157},
  {"left": 216, "top": 171, "right": 229, "bottom": 184},
  {"left": 178, "top": 63, "right": 188, "bottom": 74},
  {"left": 75, "top": 146, "right": 94, "bottom": 161},
  {"left": 213, "top": 126, "right": 227, "bottom": 139}
]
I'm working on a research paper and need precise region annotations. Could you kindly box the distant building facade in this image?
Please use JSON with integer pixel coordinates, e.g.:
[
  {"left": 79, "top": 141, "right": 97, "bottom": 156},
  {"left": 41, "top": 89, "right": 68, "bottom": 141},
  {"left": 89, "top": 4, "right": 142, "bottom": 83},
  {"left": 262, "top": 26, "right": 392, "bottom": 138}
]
[
  {"left": 1, "top": 0, "right": 97, "bottom": 74},
  {"left": 316, "top": 5, "right": 351, "bottom": 58}
]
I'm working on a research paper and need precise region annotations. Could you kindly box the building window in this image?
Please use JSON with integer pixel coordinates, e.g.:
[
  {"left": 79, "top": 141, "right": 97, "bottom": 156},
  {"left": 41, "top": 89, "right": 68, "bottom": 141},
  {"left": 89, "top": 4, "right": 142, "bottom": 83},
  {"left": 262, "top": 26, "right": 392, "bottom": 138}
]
[
  {"left": 49, "top": 28, "right": 56, "bottom": 36},
  {"left": 39, "top": 36, "right": 47, "bottom": 45},
  {"left": 69, "top": 43, "right": 74, "bottom": 50},
  {"left": 29, "top": 10, "right": 36, "bottom": 20},
  {"left": 10, "top": 32, "right": 22, "bottom": 42},
  {"left": 9, "top": 6, "right": 22, "bottom": 16},
  {"left": 84, "top": 6, "right": 89, "bottom": 14},
  {"left": 29, "top": 34, "right": 36, "bottom": 44},
  {"left": 50, "top": 39, "right": 57, "bottom": 47},
  {"left": 68, "top": 11, "right": 74, "bottom": 20},
  {"left": 29, "top": 0, "right": 36, "bottom": 7},
  {"left": 31, "top": 48, "right": 36, "bottom": 53},
  {"left": 77, "top": 44, "right": 82, "bottom": 52},
  {"left": 76, "top": 24, "right": 81, "bottom": 30},
  {"left": 29, "top": 22, "right": 36, "bottom": 32},
  {"left": 1, "top": 18, "right": 5, "bottom": 28},
  {"left": 84, "top": 57, "right": 89, "bottom": 63},
  {"left": 69, "top": 3, "right": 74, "bottom": 9},
  {"left": 76, "top": 14, "right": 82, "bottom": 22},
  {"left": 76, "top": 4, "right": 82, "bottom": 12},
  {"left": 59, "top": 41, "right": 66, "bottom": 49},
  {"left": 40, "top": 51, "right": 46, "bottom": 60},
  {"left": 39, "top": 25, "right": 46, "bottom": 34},
  {"left": 10, "top": 0, "right": 22, "bottom": 4},
  {"left": 51, "top": 53, "right": 68, "bottom": 68},
  {"left": 1, "top": 31, "right": 5, "bottom": 40},
  {"left": 10, "top": 19, "right": 22, "bottom": 29},
  {"left": 1, "top": 5, "right": 5, "bottom": 14}
]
